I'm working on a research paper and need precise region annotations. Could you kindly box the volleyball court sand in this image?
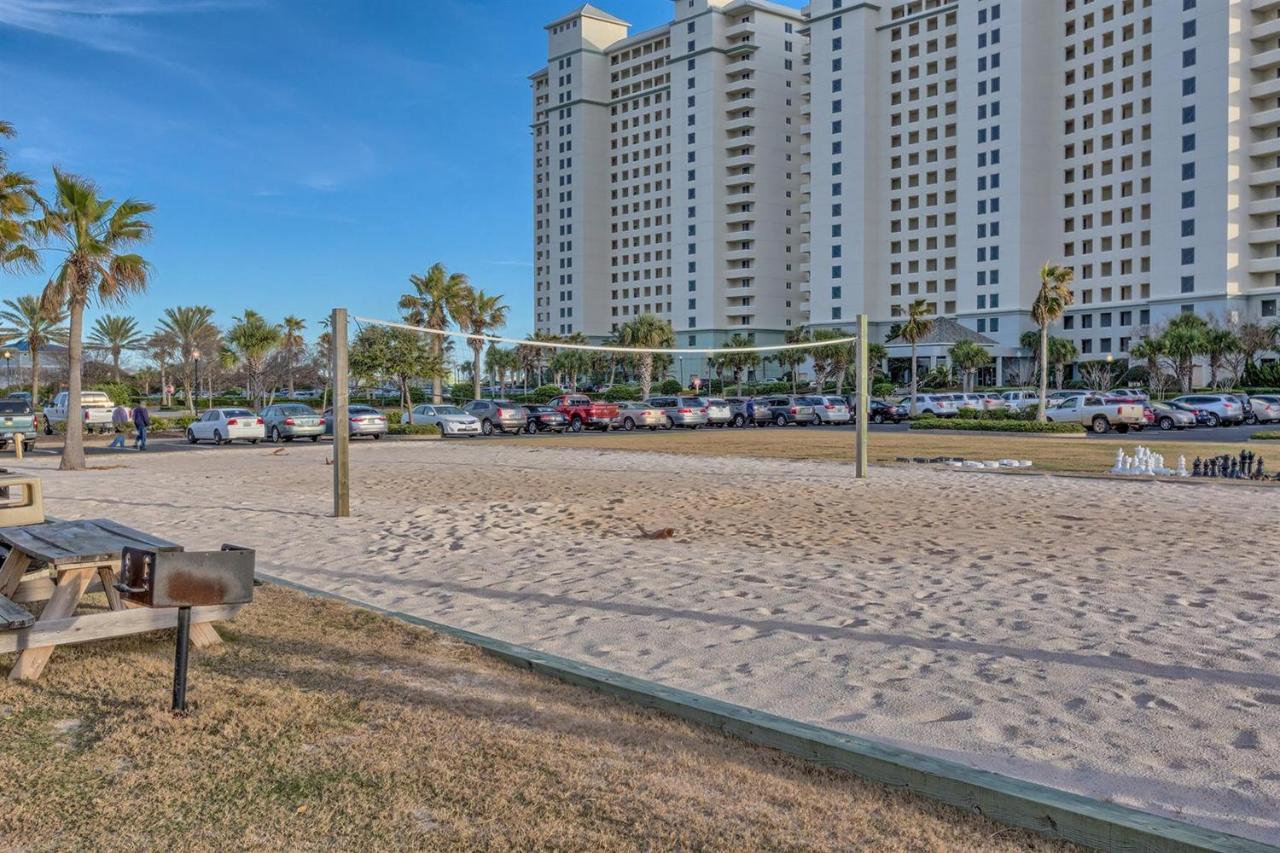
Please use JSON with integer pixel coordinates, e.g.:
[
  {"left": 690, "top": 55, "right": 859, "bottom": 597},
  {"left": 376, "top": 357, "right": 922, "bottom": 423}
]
[{"left": 24, "top": 441, "right": 1280, "bottom": 843}]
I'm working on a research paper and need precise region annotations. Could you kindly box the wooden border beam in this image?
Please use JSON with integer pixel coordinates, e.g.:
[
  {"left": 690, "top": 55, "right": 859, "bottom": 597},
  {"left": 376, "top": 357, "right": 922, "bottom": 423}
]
[{"left": 259, "top": 573, "right": 1274, "bottom": 853}]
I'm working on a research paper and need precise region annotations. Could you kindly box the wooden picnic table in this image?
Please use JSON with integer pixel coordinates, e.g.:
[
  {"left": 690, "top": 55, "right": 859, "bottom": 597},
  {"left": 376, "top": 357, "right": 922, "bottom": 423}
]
[{"left": 0, "top": 519, "right": 241, "bottom": 680}]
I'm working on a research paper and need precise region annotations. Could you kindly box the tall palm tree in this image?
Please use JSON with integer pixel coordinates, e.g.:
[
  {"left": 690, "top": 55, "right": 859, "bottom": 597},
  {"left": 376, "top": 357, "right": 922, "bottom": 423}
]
[
  {"left": 223, "top": 310, "right": 283, "bottom": 407},
  {"left": 0, "top": 121, "right": 39, "bottom": 273},
  {"left": 1031, "top": 263, "right": 1075, "bottom": 421},
  {"left": 0, "top": 295, "right": 67, "bottom": 408},
  {"left": 1128, "top": 337, "right": 1164, "bottom": 393},
  {"left": 899, "top": 298, "right": 934, "bottom": 416},
  {"left": 280, "top": 315, "right": 306, "bottom": 397},
  {"left": 452, "top": 288, "right": 509, "bottom": 401},
  {"left": 146, "top": 330, "right": 177, "bottom": 407},
  {"left": 948, "top": 340, "right": 991, "bottom": 393},
  {"left": 617, "top": 314, "right": 675, "bottom": 399},
  {"left": 400, "top": 263, "right": 469, "bottom": 403},
  {"left": 1202, "top": 326, "right": 1239, "bottom": 389},
  {"left": 88, "top": 314, "right": 144, "bottom": 381},
  {"left": 31, "top": 169, "right": 153, "bottom": 470},
  {"left": 157, "top": 305, "right": 217, "bottom": 412},
  {"left": 723, "top": 333, "right": 759, "bottom": 395},
  {"left": 1047, "top": 337, "right": 1078, "bottom": 390},
  {"left": 774, "top": 326, "right": 809, "bottom": 394},
  {"left": 1159, "top": 313, "right": 1208, "bottom": 393}
]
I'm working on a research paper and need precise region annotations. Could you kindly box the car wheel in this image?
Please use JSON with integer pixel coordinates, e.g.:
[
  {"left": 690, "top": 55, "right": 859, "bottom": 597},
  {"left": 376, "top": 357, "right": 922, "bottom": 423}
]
[
  {"left": 1159, "top": 417, "right": 1174, "bottom": 431},
  {"left": 1091, "top": 417, "right": 1110, "bottom": 434},
  {"left": 481, "top": 419, "right": 494, "bottom": 436},
  {"left": 373, "top": 433, "right": 381, "bottom": 440},
  {"left": 213, "top": 429, "right": 224, "bottom": 445},
  {"left": 1115, "top": 424, "right": 1130, "bottom": 434},
  {"left": 526, "top": 420, "right": 538, "bottom": 435},
  {"left": 732, "top": 414, "right": 745, "bottom": 428},
  {"left": 623, "top": 417, "right": 635, "bottom": 431},
  {"left": 310, "top": 435, "right": 319, "bottom": 442},
  {"left": 187, "top": 429, "right": 198, "bottom": 445},
  {"left": 436, "top": 422, "right": 446, "bottom": 436},
  {"left": 774, "top": 414, "right": 787, "bottom": 427},
  {"left": 872, "top": 413, "right": 885, "bottom": 424},
  {"left": 271, "top": 427, "right": 282, "bottom": 443},
  {"left": 1207, "top": 413, "right": 1221, "bottom": 427},
  {"left": 664, "top": 417, "right": 675, "bottom": 431},
  {"left": 43, "top": 416, "right": 52, "bottom": 436},
  {"left": 249, "top": 439, "right": 259, "bottom": 444},
  {"left": 811, "top": 415, "right": 822, "bottom": 426},
  {"left": 570, "top": 417, "right": 583, "bottom": 433},
  {"left": 649, "top": 425, "right": 658, "bottom": 431}
]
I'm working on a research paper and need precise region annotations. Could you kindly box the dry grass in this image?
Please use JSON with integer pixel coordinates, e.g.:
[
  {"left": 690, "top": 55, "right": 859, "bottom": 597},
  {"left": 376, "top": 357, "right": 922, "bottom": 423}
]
[
  {"left": 0, "top": 585, "right": 1079, "bottom": 852},
  {"left": 492, "top": 427, "right": 1269, "bottom": 476}
]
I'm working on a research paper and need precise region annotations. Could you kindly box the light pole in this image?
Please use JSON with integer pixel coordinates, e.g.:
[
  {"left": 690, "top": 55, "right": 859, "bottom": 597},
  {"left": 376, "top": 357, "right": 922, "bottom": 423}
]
[
  {"left": 678, "top": 356, "right": 684, "bottom": 388},
  {"left": 192, "top": 349, "right": 201, "bottom": 411},
  {"left": 2, "top": 350, "right": 11, "bottom": 391}
]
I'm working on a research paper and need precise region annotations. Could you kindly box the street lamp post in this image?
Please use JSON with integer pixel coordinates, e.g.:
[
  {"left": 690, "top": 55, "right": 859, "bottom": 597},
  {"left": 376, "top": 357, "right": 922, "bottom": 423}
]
[
  {"left": 678, "top": 356, "right": 684, "bottom": 388},
  {"left": 192, "top": 349, "right": 201, "bottom": 411},
  {"left": 2, "top": 350, "right": 11, "bottom": 390}
]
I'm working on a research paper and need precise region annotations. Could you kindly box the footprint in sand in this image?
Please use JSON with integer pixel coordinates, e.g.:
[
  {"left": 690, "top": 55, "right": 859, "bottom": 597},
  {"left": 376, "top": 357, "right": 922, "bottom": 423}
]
[{"left": 1232, "top": 730, "right": 1260, "bottom": 750}]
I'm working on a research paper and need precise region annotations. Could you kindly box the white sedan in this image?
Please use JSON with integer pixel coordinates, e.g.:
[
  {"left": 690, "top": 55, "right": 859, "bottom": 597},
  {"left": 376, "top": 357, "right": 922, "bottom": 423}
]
[
  {"left": 408, "top": 404, "right": 481, "bottom": 436},
  {"left": 186, "top": 408, "right": 266, "bottom": 444}
]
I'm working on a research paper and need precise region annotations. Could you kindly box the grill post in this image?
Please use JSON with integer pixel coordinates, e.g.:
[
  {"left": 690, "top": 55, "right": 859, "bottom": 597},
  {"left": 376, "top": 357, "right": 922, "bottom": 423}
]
[{"left": 172, "top": 606, "right": 191, "bottom": 713}]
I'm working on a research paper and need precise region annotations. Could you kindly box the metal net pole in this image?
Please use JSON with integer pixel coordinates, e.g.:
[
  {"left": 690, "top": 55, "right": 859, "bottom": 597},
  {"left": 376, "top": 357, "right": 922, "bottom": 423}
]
[
  {"left": 855, "top": 313, "right": 869, "bottom": 479},
  {"left": 332, "top": 308, "right": 350, "bottom": 518}
]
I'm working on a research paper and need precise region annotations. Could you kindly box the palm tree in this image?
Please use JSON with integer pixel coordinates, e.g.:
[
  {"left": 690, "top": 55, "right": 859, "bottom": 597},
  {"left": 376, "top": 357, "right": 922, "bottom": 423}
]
[
  {"left": 0, "top": 295, "right": 67, "bottom": 408},
  {"left": 722, "top": 333, "right": 759, "bottom": 395},
  {"left": 31, "top": 169, "right": 153, "bottom": 470},
  {"left": 0, "top": 121, "right": 39, "bottom": 273},
  {"left": 400, "top": 263, "right": 469, "bottom": 403},
  {"left": 774, "top": 327, "right": 809, "bottom": 394},
  {"left": 948, "top": 340, "right": 991, "bottom": 393},
  {"left": 617, "top": 314, "right": 675, "bottom": 399},
  {"left": 551, "top": 332, "right": 593, "bottom": 391},
  {"left": 157, "top": 305, "right": 218, "bottom": 413},
  {"left": 1159, "top": 313, "right": 1208, "bottom": 393},
  {"left": 223, "top": 310, "right": 283, "bottom": 407},
  {"left": 280, "top": 315, "right": 306, "bottom": 397},
  {"left": 899, "top": 298, "right": 934, "bottom": 416},
  {"left": 1031, "top": 262, "right": 1075, "bottom": 421},
  {"left": 1047, "top": 337, "right": 1078, "bottom": 390},
  {"left": 146, "top": 330, "right": 177, "bottom": 407},
  {"left": 1202, "top": 326, "right": 1239, "bottom": 388},
  {"left": 1128, "top": 337, "right": 1164, "bottom": 394},
  {"left": 452, "top": 288, "right": 509, "bottom": 401},
  {"left": 88, "top": 314, "right": 144, "bottom": 381}
]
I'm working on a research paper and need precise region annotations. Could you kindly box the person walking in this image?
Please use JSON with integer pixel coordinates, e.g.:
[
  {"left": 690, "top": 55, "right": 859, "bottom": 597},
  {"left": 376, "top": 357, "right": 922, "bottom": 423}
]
[
  {"left": 131, "top": 401, "right": 151, "bottom": 451},
  {"left": 108, "top": 402, "right": 130, "bottom": 449},
  {"left": 744, "top": 398, "right": 755, "bottom": 428}
]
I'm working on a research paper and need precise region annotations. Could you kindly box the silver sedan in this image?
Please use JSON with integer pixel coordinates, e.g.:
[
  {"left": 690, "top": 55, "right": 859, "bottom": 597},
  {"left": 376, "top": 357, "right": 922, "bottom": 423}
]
[
  {"left": 613, "top": 401, "right": 666, "bottom": 431},
  {"left": 409, "top": 404, "right": 481, "bottom": 437}
]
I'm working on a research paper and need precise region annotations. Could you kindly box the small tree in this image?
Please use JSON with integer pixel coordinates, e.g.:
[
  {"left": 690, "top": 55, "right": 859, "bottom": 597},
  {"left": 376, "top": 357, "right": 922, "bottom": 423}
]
[
  {"left": 88, "top": 314, "right": 143, "bottom": 381},
  {"left": 0, "top": 295, "right": 67, "bottom": 408},
  {"left": 1158, "top": 313, "right": 1208, "bottom": 393},
  {"left": 452, "top": 287, "right": 508, "bottom": 402},
  {"left": 350, "top": 325, "right": 441, "bottom": 408},
  {"left": 948, "top": 340, "right": 991, "bottom": 393},
  {"left": 899, "top": 299, "right": 933, "bottom": 416},
  {"left": 722, "top": 333, "right": 759, "bottom": 395},
  {"left": 1032, "top": 262, "right": 1075, "bottom": 421},
  {"left": 617, "top": 314, "right": 674, "bottom": 400},
  {"left": 222, "top": 310, "right": 282, "bottom": 407}
]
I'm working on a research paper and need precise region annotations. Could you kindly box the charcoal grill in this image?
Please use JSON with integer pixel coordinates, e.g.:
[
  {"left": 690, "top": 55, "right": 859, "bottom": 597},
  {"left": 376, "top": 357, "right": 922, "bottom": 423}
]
[{"left": 116, "top": 544, "right": 255, "bottom": 712}]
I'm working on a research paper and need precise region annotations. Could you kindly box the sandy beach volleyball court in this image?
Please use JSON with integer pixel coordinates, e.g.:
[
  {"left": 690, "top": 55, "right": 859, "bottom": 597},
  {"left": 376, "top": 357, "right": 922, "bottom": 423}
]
[{"left": 22, "top": 441, "right": 1280, "bottom": 843}]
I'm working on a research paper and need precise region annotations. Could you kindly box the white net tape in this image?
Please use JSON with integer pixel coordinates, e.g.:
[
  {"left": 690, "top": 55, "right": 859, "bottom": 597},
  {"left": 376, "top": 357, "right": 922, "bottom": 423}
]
[{"left": 353, "top": 316, "right": 858, "bottom": 356}]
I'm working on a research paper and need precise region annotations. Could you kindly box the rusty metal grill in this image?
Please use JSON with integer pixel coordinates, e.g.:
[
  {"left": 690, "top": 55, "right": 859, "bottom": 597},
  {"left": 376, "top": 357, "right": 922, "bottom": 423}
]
[{"left": 118, "top": 545, "right": 255, "bottom": 608}]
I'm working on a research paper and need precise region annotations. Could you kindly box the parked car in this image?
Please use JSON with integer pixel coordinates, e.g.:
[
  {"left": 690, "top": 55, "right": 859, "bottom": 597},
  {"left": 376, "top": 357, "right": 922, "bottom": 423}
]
[
  {"left": 521, "top": 404, "right": 568, "bottom": 433},
  {"left": 0, "top": 399, "right": 36, "bottom": 452},
  {"left": 5, "top": 391, "right": 32, "bottom": 404},
  {"left": 409, "top": 403, "right": 480, "bottom": 436},
  {"left": 646, "top": 395, "right": 709, "bottom": 429},
  {"left": 186, "top": 408, "right": 265, "bottom": 444},
  {"left": 464, "top": 400, "right": 527, "bottom": 436},
  {"left": 548, "top": 395, "right": 619, "bottom": 432},
  {"left": 725, "top": 397, "right": 771, "bottom": 427},
  {"left": 1044, "top": 395, "right": 1145, "bottom": 433},
  {"left": 322, "top": 405, "right": 388, "bottom": 439},
  {"left": 999, "top": 390, "right": 1039, "bottom": 412},
  {"left": 42, "top": 390, "right": 115, "bottom": 435},
  {"left": 612, "top": 401, "right": 666, "bottom": 431},
  {"left": 1168, "top": 394, "right": 1245, "bottom": 427},
  {"left": 1250, "top": 394, "right": 1280, "bottom": 424},
  {"left": 758, "top": 395, "right": 817, "bottom": 426},
  {"left": 1111, "top": 387, "right": 1149, "bottom": 401},
  {"left": 1166, "top": 399, "right": 1213, "bottom": 425},
  {"left": 704, "top": 398, "right": 733, "bottom": 427},
  {"left": 261, "top": 403, "right": 324, "bottom": 443},
  {"left": 1149, "top": 401, "right": 1196, "bottom": 431},
  {"left": 809, "top": 395, "right": 851, "bottom": 425},
  {"left": 948, "top": 393, "right": 1002, "bottom": 412},
  {"left": 899, "top": 394, "right": 958, "bottom": 418},
  {"left": 864, "top": 398, "right": 909, "bottom": 424}
]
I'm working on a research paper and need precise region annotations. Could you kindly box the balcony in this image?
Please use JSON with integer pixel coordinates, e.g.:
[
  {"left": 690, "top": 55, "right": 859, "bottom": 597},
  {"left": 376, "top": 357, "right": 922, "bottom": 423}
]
[
  {"left": 726, "top": 91, "right": 756, "bottom": 109},
  {"left": 724, "top": 267, "right": 754, "bottom": 280},
  {"left": 1250, "top": 136, "right": 1280, "bottom": 158},
  {"left": 800, "top": 143, "right": 811, "bottom": 156},
  {"left": 1250, "top": 165, "right": 1280, "bottom": 186},
  {"left": 725, "top": 172, "right": 754, "bottom": 189},
  {"left": 1254, "top": 16, "right": 1280, "bottom": 40},
  {"left": 800, "top": 202, "right": 811, "bottom": 215},
  {"left": 727, "top": 225, "right": 756, "bottom": 240},
  {"left": 1250, "top": 196, "right": 1280, "bottom": 215},
  {"left": 1249, "top": 106, "right": 1280, "bottom": 129},
  {"left": 1249, "top": 256, "right": 1280, "bottom": 274},
  {"left": 1251, "top": 76, "right": 1280, "bottom": 100},
  {"left": 1249, "top": 226, "right": 1280, "bottom": 244},
  {"left": 726, "top": 113, "right": 756, "bottom": 133},
  {"left": 725, "top": 78, "right": 755, "bottom": 97},
  {"left": 724, "top": 247, "right": 755, "bottom": 263},
  {"left": 1252, "top": 46, "right": 1280, "bottom": 72},
  {"left": 1255, "top": 0, "right": 1280, "bottom": 14},
  {"left": 725, "top": 208, "right": 755, "bottom": 224},
  {"left": 726, "top": 188, "right": 756, "bottom": 204},
  {"left": 725, "top": 151, "right": 756, "bottom": 169}
]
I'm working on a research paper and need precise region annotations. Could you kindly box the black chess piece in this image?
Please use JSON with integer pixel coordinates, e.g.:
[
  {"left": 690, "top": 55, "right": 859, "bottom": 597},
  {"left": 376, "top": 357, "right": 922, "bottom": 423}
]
[
  {"left": 1209, "top": 457, "right": 1219, "bottom": 477},
  {"left": 1245, "top": 451, "right": 1255, "bottom": 478},
  {"left": 1222, "top": 454, "right": 1233, "bottom": 477},
  {"left": 1230, "top": 458, "right": 1241, "bottom": 479},
  {"left": 1193, "top": 457, "right": 1203, "bottom": 477},
  {"left": 1256, "top": 457, "right": 1266, "bottom": 480}
]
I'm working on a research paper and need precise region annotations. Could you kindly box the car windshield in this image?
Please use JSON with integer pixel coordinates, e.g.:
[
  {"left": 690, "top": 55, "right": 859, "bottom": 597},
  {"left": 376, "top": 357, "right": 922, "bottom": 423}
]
[
  {"left": 678, "top": 397, "right": 704, "bottom": 406},
  {"left": 436, "top": 406, "right": 464, "bottom": 415}
]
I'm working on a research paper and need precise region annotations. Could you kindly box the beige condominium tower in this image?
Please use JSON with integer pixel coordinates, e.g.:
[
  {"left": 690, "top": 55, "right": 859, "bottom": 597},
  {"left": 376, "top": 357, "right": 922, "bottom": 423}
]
[{"left": 533, "top": 0, "right": 1280, "bottom": 386}]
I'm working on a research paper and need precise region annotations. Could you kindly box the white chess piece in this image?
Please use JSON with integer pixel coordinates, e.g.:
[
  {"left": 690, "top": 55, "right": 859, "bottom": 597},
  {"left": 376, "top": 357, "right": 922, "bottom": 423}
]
[
  {"left": 1177, "top": 455, "right": 1188, "bottom": 477},
  {"left": 1112, "top": 447, "right": 1126, "bottom": 474}
]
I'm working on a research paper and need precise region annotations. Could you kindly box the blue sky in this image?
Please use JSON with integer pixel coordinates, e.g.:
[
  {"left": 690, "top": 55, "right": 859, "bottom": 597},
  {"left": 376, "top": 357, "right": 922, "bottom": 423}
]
[{"left": 0, "top": 0, "right": 798, "bottom": 342}]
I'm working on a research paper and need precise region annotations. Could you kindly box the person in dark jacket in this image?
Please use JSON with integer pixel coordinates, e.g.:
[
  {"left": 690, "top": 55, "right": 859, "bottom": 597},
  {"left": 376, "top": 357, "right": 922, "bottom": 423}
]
[{"left": 131, "top": 403, "right": 151, "bottom": 451}]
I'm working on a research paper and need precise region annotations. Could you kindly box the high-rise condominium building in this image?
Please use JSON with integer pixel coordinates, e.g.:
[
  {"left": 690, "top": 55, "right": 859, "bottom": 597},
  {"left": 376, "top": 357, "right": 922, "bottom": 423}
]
[{"left": 533, "top": 0, "right": 1280, "bottom": 385}]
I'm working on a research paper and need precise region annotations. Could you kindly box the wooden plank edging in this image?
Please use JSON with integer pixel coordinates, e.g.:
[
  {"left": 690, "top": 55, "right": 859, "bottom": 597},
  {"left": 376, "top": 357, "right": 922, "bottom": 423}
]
[{"left": 259, "top": 573, "right": 1276, "bottom": 853}]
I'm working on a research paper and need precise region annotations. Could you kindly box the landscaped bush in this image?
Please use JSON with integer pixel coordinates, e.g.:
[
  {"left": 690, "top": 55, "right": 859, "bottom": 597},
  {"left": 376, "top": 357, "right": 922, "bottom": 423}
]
[
  {"left": 389, "top": 423, "right": 440, "bottom": 436},
  {"left": 954, "top": 407, "right": 1036, "bottom": 422},
  {"left": 910, "top": 417, "right": 1084, "bottom": 434},
  {"left": 1251, "top": 431, "right": 1280, "bottom": 441},
  {"left": 602, "top": 384, "right": 641, "bottom": 402},
  {"left": 872, "top": 380, "right": 895, "bottom": 398},
  {"left": 385, "top": 410, "right": 403, "bottom": 425}
]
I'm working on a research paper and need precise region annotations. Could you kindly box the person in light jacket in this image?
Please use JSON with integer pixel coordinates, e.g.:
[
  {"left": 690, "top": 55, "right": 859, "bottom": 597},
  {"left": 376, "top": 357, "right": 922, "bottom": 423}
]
[{"left": 108, "top": 404, "right": 130, "bottom": 449}]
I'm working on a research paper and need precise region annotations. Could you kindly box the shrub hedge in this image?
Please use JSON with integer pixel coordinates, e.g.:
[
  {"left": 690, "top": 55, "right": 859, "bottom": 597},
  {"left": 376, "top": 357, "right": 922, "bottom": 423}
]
[
  {"left": 910, "top": 417, "right": 1084, "bottom": 434},
  {"left": 1251, "top": 431, "right": 1280, "bottom": 441},
  {"left": 389, "top": 423, "right": 440, "bottom": 436}
]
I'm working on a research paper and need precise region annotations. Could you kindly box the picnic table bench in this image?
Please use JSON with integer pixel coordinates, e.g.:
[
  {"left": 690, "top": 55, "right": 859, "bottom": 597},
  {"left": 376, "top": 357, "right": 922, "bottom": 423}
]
[{"left": 0, "top": 518, "right": 245, "bottom": 680}]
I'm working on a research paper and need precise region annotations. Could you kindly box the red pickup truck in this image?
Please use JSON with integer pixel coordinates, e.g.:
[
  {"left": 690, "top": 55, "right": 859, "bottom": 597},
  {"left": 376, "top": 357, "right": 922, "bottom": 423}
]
[{"left": 549, "top": 395, "right": 619, "bottom": 433}]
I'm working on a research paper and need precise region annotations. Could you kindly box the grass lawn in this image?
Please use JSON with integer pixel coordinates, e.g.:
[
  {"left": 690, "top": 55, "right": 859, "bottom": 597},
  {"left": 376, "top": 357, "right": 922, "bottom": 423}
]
[
  {"left": 0, "top": 585, "right": 1074, "bottom": 852},
  {"left": 495, "top": 427, "right": 1271, "bottom": 477}
]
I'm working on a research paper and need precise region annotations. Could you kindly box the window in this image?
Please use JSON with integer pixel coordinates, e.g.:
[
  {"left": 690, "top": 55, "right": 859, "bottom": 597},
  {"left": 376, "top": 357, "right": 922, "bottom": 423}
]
[
  {"left": 1182, "top": 106, "right": 1195, "bottom": 124},
  {"left": 1182, "top": 77, "right": 1196, "bottom": 96},
  {"left": 832, "top": 265, "right": 842, "bottom": 278},
  {"left": 1181, "top": 162, "right": 1195, "bottom": 180},
  {"left": 1181, "top": 134, "right": 1195, "bottom": 153},
  {"left": 990, "top": 318, "right": 1000, "bottom": 333},
  {"left": 1183, "top": 48, "right": 1196, "bottom": 67},
  {"left": 832, "top": 307, "right": 842, "bottom": 320},
  {"left": 1181, "top": 190, "right": 1195, "bottom": 209},
  {"left": 1182, "top": 20, "right": 1196, "bottom": 39},
  {"left": 831, "top": 286, "right": 842, "bottom": 299},
  {"left": 1181, "top": 275, "right": 1195, "bottom": 293},
  {"left": 1181, "top": 248, "right": 1194, "bottom": 265},
  {"left": 1063, "top": 315, "right": 1075, "bottom": 330}
]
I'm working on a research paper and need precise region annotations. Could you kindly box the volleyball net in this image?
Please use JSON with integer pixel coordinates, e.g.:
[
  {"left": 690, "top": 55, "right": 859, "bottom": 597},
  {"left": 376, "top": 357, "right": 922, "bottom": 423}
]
[{"left": 330, "top": 309, "right": 872, "bottom": 516}]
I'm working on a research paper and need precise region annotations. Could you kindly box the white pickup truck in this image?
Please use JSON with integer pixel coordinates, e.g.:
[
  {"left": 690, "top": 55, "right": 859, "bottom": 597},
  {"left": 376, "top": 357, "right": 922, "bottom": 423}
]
[
  {"left": 42, "top": 391, "right": 116, "bottom": 435},
  {"left": 1045, "top": 394, "right": 1145, "bottom": 434}
]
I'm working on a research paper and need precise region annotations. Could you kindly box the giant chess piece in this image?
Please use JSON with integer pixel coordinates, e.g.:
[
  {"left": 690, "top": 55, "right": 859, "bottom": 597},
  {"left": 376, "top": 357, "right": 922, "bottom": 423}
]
[
  {"left": 1111, "top": 447, "right": 1126, "bottom": 475},
  {"left": 1193, "top": 457, "right": 1203, "bottom": 477},
  {"left": 1209, "top": 457, "right": 1219, "bottom": 477},
  {"left": 1230, "top": 458, "right": 1241, "bottom": 479},
  {"left": 1256, "top": 456, "right": 1266, "bottom": 480},
  {"left": 1177, "top": 455, "right": 1188, "bottom": 477},
  {"left": 1244, "top": 451, "right": 1255, "bottom": 478}
]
